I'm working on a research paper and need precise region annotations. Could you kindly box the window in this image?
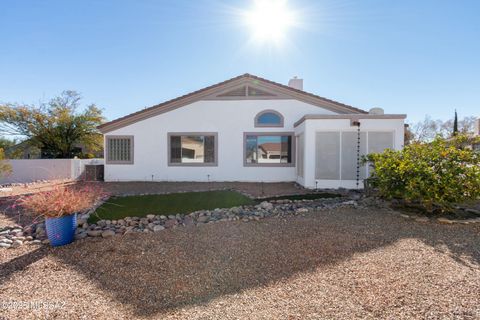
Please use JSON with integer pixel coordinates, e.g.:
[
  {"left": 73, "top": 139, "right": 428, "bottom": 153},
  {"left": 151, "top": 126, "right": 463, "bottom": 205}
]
[
  {"left": 168, "top": 133, "right": 217, "bottom": 166},
  {"left": 315, "top": 132, "right": 340, "bottom": 180},
  {"left": 254, "top": 110, "right": 284, "bottom": 127},
  {"left": 341, "top": 132, "right": 367, "bottom": 180},
  {"left": 368, "top": 132, "right": 394, "bottom": 154},
  {"left": 106, "top": 136, "right": 134, "bottom": 164},
  {"left": 244, "top": 133, "right": 294, "bottom": 166},
  {"left": 315, "top": 131, "right": 394, "bottom": 180}
]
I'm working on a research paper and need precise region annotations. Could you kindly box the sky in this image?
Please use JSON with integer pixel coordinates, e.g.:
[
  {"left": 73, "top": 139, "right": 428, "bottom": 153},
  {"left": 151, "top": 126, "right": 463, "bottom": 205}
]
[{"left": 0, "top": 0, "right": 479, "bottom": 123}]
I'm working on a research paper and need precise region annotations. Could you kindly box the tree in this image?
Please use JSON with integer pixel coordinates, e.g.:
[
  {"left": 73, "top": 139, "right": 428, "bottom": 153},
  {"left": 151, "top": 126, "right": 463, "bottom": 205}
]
[
  {"left": 408, "top": 115, "right": 478, "bottom": 143},
  {"left": 453, "top": 110, "right": 458, "bottom": 136},
  {"left": 0, "top": 91, "right": 104, "bottom": 158},
  {"left": 0, "top": 148, "right": 12, "bottom": 177},
  {"left": 0, "top": 137, "right": 17, "bottom": 150}
]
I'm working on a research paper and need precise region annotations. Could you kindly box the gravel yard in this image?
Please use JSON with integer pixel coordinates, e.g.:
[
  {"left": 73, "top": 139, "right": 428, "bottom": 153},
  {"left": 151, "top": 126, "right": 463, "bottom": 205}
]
[{"left": 1, "top": 207, "right": 479, "bottom": 319}]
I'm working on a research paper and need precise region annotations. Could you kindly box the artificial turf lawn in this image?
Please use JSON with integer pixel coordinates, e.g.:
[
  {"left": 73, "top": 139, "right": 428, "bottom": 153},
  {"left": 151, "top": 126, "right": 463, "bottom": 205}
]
[{"left": 89, "top": 190, "right": 255, "bottom": 223}]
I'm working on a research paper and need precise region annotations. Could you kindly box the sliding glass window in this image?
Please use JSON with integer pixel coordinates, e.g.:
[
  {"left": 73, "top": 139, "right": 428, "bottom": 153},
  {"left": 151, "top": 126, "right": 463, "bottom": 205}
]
[
  {"left": 244, "top": 133, "right": 294, "bottom": 167},
  {"left": 168, "top": 133, "right": 217, "bottom": 166}
]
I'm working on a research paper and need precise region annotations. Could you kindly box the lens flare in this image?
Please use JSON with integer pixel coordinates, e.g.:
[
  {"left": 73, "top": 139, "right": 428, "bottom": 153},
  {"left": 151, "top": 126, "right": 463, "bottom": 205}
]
[{"left": 244, "top": 0, "right": 297, "bottom": 44}]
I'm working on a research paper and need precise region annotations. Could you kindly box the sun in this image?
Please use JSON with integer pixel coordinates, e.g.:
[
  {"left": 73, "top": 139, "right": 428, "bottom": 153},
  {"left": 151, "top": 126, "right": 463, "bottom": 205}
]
[{"left": 244, "top": 0, "right": 296, "bottom": 44}]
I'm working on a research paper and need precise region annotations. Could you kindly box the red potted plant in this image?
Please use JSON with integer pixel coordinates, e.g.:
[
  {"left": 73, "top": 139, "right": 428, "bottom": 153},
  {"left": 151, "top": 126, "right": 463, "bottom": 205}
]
[{"left": 20, "top": 185, "right": 104, "bottom": 247}]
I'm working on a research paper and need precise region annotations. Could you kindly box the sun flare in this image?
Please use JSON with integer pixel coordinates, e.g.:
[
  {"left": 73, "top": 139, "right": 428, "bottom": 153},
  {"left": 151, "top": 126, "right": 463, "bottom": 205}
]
[{"left": 244, "top": 0, "right": 297, "bottom": 44}]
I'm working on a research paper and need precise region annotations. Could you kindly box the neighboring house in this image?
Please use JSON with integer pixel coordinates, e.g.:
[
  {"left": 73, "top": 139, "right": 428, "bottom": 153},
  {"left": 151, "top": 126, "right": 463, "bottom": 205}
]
[
  {"left": 4, "top": 140, "right": 41, "bottom": 159},
  {"left": 448, "top": 118, "right": 480, "bottom": 151},
  {"left": 5, "top": 140, "right": 103, "bottom": 159},
  {"left": 98, "top": 74, "right": 406, "bottom": 189}
]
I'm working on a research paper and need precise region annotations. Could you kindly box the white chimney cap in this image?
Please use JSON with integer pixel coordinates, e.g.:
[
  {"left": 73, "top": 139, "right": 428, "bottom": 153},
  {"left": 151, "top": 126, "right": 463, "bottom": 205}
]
[
  {"left": 369, "top": 107, "right": 384, "bottom": 115},
  {"left": 288, "top": 77, "right": 303, "bottom": 91}
]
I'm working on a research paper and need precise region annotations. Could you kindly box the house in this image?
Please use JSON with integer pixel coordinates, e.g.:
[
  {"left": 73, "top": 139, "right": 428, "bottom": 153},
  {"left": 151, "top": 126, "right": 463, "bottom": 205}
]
[
  {"left": 4, "top": 139, "right": 103, "bottom": 159},
  {"left": 98, "top": 74, "right": 406, "bottom": 189}
]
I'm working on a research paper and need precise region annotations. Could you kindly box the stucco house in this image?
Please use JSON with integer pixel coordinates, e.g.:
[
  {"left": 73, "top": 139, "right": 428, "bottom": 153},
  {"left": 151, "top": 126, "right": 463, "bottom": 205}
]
[{"left": 98, "top": 74, "right": 406, "bottom": 189}]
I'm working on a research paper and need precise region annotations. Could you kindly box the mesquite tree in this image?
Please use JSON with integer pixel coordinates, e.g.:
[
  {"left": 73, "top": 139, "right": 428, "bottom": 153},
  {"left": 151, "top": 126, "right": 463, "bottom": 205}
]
[{"left": 0, "top": 91, "right": 104, "bottom": 158}]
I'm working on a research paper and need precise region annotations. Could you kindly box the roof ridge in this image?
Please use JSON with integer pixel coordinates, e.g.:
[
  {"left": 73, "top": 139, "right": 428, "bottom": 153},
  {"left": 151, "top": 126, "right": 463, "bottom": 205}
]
[{"left": 98, "top": 73, "right": 367, "bottom": 132}]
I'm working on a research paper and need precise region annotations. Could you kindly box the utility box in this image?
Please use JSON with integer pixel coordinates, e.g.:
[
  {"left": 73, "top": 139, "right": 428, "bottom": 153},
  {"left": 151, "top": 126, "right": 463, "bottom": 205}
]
[{"left": 84, "top": 164, "right": 104, "bottom": 181}]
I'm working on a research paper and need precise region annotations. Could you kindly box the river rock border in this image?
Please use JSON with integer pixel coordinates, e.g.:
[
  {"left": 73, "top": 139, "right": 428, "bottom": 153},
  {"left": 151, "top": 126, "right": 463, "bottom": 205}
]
[
  {"left": 1, "top": 194, "right": 479, "bottom": 249},
  {"left": 75, "top": 197, "right": 361, "bottom": 240}
]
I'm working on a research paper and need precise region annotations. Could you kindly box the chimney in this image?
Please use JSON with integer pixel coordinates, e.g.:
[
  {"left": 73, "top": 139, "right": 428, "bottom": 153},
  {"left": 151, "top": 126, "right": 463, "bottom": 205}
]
[
  {"left": 475, "top": 118, "right": 480, "bottom": 136},
  {"left": 369, "top": 107, "right": 384, "bottom": 115},
  {"left": 288, "top": 76, "right": 303, "bottom": 91}
]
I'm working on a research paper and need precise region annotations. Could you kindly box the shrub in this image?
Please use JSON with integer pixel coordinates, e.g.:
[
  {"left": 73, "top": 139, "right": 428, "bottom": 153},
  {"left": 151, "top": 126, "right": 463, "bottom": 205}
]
[
  {"left": 365, "top": 135, "right": 480, "bottom": 212},
  {"left": 0, "top": 148, "right": 11, "bottom": 177},
  {"left": 20, "top": 185, "right": 107, "bottom": 218}
]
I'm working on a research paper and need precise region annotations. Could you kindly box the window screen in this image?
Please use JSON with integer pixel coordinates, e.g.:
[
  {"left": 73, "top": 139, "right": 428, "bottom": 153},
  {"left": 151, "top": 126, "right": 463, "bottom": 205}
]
[
  {"left": 315, "top": 132, "right": 340, "bottom": 180},
  {"left": 341, "top": 132, "right": 367, "bottom": 180},
  {"left": 368, "top": 132, "right": 394, "bottom": 153}
]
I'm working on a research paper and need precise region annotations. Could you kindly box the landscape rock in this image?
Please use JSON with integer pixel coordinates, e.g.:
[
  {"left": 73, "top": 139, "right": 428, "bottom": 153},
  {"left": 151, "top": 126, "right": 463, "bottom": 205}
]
[
  {"left": 183, "top": 216, "right": 195, "bottom": 226},
  {"left": 101, "top": 230, "right": 115, "bottom": 238},
  {"left": 87, "top": 230, "right": 102, "bottom": 237},
  {"left": 75, "top": 232, "right": 88, "bottom": 240},
  {"left": 153, "top": 225, "right": 165, "bottom": 232},
  {"left": 197, "top": 216, "right": 209, "bottom": 223},
  {"left": 259, "top": 201, "right": 273, "bottom": 210},
  {"left": 465, "top": 208, "right": 480, "bottom": 215},
  {"left": 164, "top": 219, "right": 178, "bottom": 228},
  {"left": 295, "top": 208, "right": 309, "bottom": 214},
  {"left": 437, "top": 217, "right": 454, "bottom": 224}
]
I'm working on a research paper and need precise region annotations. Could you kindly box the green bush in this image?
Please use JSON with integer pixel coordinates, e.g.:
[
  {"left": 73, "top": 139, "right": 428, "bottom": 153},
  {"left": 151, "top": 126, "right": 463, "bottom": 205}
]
[{"left": 365, "top": 135, "right": 480, "bottom": 212}]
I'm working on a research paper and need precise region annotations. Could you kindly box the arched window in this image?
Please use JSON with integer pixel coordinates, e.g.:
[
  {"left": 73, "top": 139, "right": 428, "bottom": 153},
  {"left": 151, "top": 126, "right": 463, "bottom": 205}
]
[{"left": 254, "top": 110, "right": 284, "bottom": 127}]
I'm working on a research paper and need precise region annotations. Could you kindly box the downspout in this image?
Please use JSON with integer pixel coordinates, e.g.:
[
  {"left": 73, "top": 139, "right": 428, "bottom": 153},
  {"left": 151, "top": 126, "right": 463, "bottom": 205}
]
[{"left": 352, "top": 120, "right": 361, "bottom": 189}]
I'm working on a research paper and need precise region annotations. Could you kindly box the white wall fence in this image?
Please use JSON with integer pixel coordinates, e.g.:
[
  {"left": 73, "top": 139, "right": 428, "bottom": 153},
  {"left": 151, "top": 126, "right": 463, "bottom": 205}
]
[{"left": 0, "top": 158, "right": 104, "bottom": 184}]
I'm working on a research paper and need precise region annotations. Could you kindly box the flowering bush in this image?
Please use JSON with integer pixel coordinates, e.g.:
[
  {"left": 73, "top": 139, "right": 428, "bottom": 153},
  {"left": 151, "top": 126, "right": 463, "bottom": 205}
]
[
  {"left": 365, "top": 135, "right": 480, "bottom": 212},
  {"left": 20, "top": 185, "right": 107, "bottom": 218}
]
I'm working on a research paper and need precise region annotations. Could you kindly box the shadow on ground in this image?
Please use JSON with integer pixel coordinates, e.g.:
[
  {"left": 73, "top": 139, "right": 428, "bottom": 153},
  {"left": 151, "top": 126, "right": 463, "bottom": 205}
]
[{"left": 20, "top": 208, "right": 474, "bottom": 317}]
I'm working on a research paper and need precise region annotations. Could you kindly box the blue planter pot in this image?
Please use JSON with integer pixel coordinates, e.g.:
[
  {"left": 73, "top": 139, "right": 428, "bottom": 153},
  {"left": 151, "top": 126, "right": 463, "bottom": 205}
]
[{"left": 45, "top": 214, "right": 77, "bottom": 247}]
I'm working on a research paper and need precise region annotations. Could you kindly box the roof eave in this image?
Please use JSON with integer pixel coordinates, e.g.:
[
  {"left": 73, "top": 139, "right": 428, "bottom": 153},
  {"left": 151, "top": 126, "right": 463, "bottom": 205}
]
[{"left": 294, "top": 114, "right": 407, "bottom": 128}]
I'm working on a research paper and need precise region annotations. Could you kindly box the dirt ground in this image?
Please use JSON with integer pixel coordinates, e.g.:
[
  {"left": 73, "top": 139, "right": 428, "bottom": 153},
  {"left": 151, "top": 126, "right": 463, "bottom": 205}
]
[
  {"left": 0, "top": 181, "right": 312, "bottom": 199},
  {"left": 1, "top": 207, "right": 479, "bottom": 319}
]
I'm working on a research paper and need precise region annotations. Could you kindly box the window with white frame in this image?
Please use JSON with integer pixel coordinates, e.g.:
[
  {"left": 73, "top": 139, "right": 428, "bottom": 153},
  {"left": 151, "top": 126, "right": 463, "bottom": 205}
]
[{"left": 106, "top": 136, "right": 134, "bottom": 164}]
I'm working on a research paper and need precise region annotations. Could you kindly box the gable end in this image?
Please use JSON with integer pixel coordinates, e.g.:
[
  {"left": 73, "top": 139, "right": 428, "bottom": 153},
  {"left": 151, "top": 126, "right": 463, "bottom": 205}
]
[{"left": 98, "top": 73, "right": 367, "bottom": 133}]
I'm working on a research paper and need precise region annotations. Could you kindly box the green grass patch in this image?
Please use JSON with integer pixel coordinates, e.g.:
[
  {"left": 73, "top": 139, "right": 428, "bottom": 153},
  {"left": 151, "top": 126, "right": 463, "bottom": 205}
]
[
  {"left": 259, "top": 192, "right": 342, "bottom": 202},
  {"left": 89, "top": 190, "right": 255, "bottom": 223}
]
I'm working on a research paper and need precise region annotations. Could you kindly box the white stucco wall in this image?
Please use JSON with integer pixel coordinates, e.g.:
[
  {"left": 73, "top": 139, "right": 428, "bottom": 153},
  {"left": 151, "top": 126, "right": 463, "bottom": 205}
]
[
  {"left": 297, "top": 118, "right": 405, "bottom": 189},
  {"left": 104, "top": 99, "right": 335, "bottom": 182}
]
